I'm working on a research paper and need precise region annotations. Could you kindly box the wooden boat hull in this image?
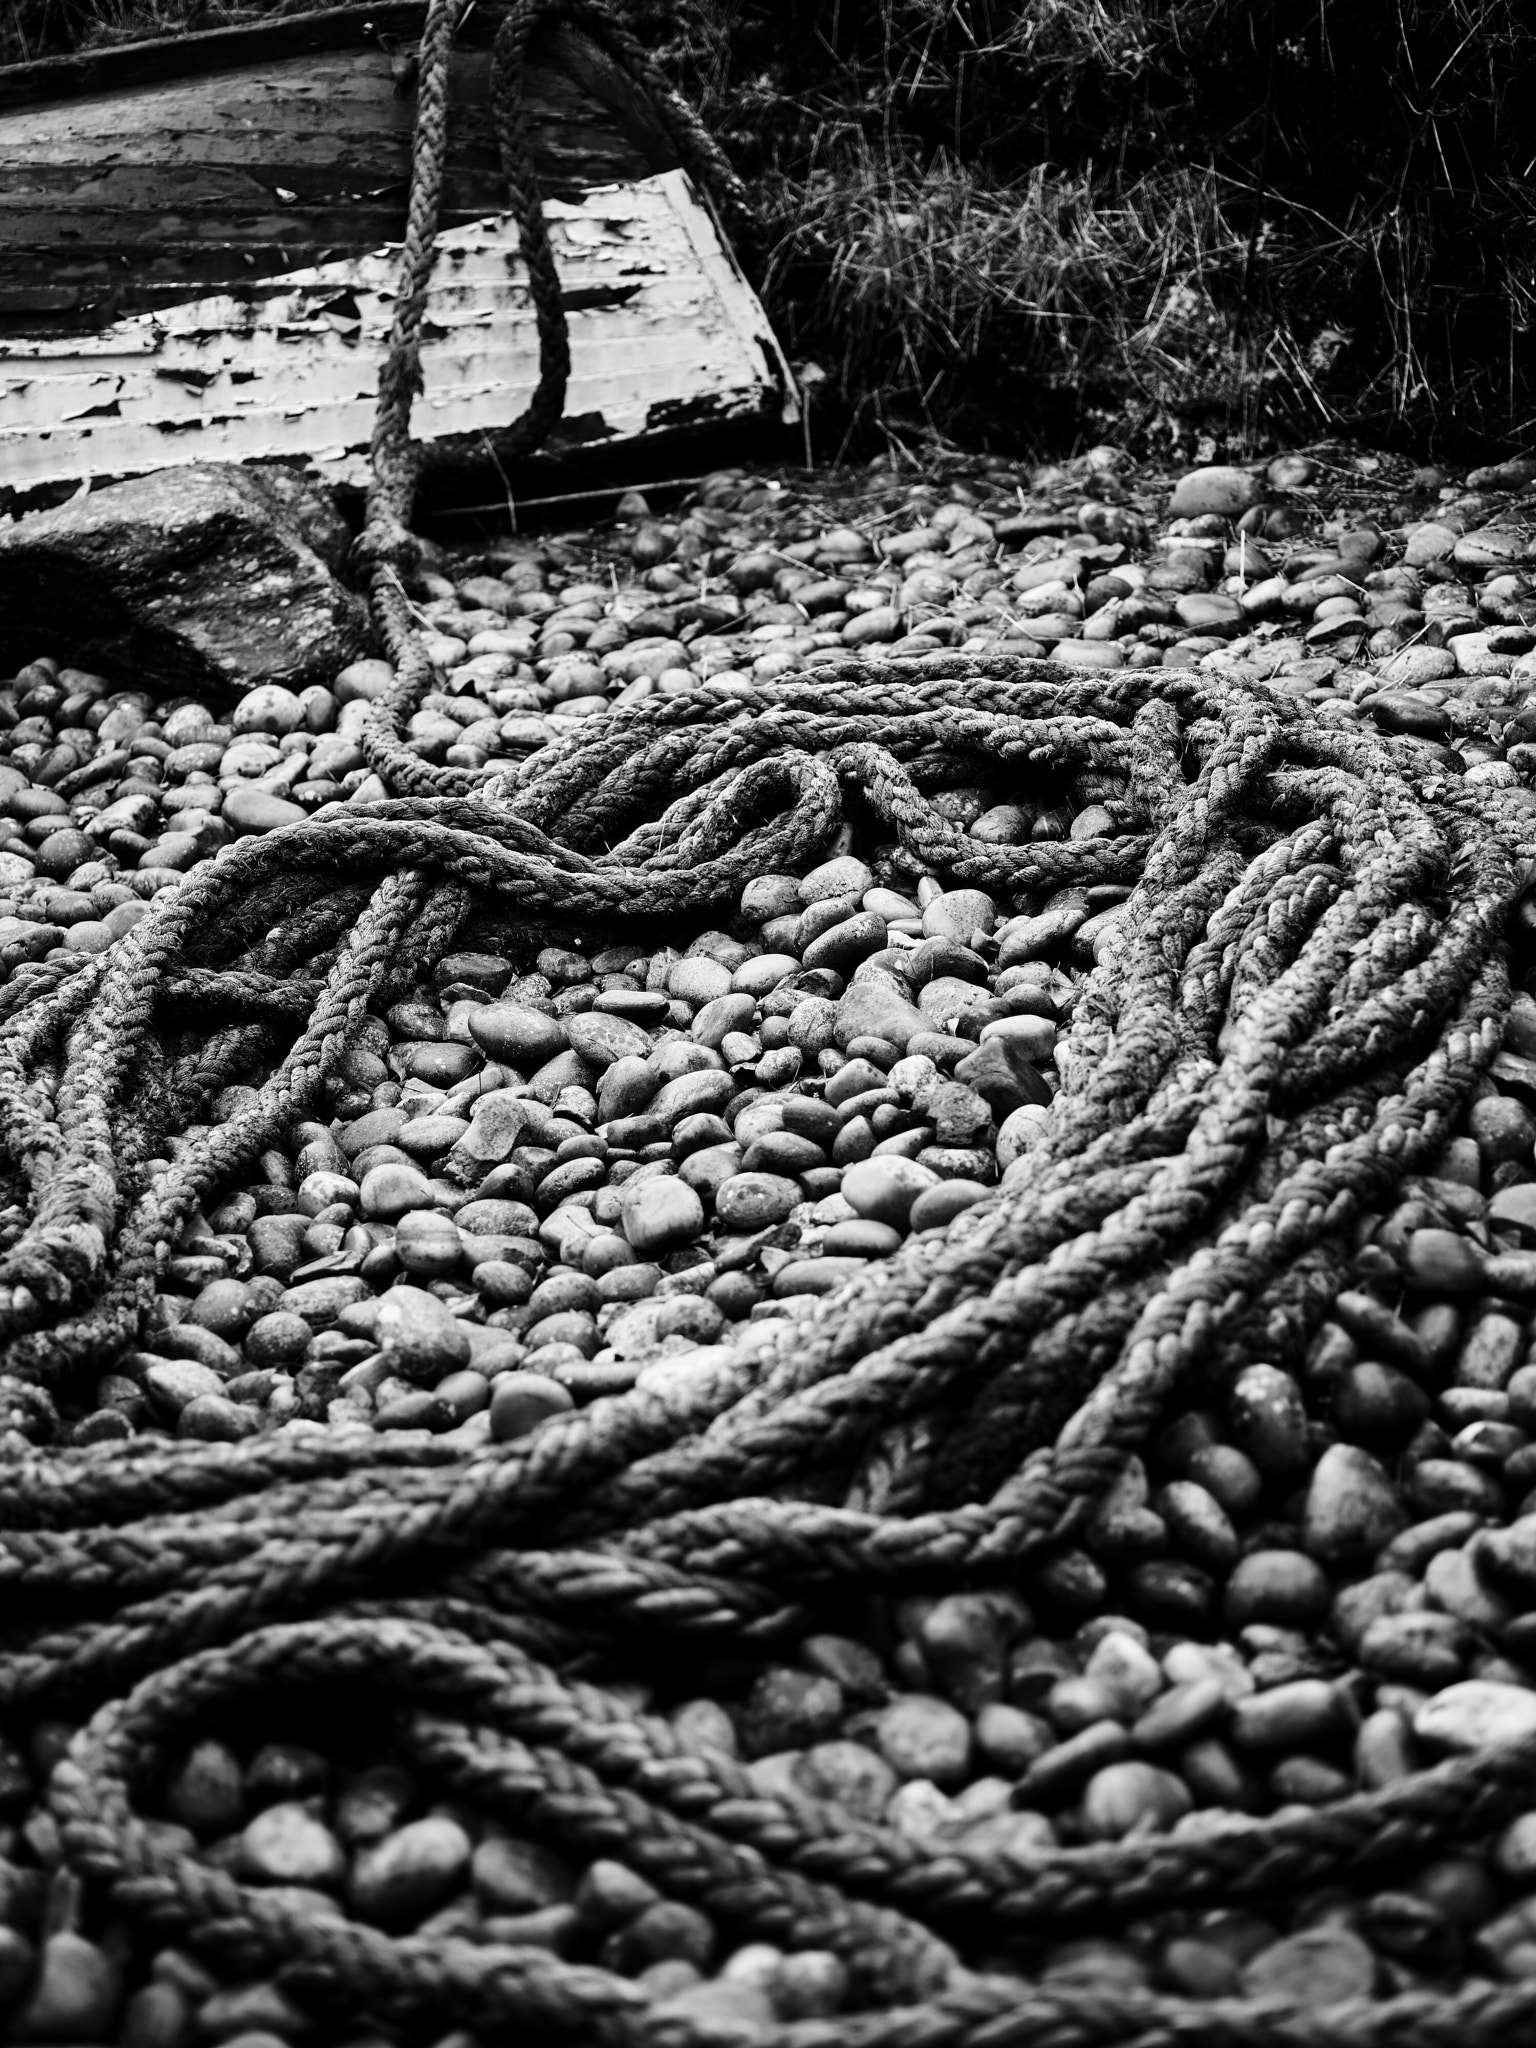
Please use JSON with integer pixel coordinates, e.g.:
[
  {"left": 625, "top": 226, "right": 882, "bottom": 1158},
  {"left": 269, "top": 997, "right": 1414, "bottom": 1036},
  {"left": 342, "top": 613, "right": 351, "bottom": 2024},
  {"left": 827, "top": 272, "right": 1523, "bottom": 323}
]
[{"left": 0, "top": 5, "right": 797, "bottom": 510}]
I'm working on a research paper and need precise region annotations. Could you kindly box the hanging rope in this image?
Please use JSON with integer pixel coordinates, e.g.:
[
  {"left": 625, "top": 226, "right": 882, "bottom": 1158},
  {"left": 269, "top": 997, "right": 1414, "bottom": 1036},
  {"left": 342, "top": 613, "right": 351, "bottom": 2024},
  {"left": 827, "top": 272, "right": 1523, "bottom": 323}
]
[{"left": 1, "top": 4, "right": 1535, "bottom": 2044}]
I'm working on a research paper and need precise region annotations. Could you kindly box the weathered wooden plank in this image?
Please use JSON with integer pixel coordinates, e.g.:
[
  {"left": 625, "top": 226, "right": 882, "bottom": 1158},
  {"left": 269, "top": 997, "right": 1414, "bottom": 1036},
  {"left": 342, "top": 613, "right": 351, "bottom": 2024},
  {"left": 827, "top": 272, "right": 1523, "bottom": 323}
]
[
  {"left": 9, "top": 285, "right": 744, "bottom": 411},
  {"left": 0, "top": 166, "right": 293, "bottom": 197},
  {"left": 3, "top": 202, "right": 727, "bottom": 343},
  {"left": 0, "top": 3, "right": 484, "bottom": 111},
  {"left": 539, "top": 23, "right": 681, "bottom": 176},
  {"left": 0, "top": 236, "right": 662, "bottom": 334},
  {"left": 0, "top": 172, "right": 797, "bottom": 507},
  {"left": 0, "top": 206, "right": 493, "bottom": 246},
  {"left": 0, "top": 53, "right": 430, "bottom": 153},
  {"left": 0, "top": 50, "right": 630, "bottom": 173},
  {"left": 0, "top": 25, "right": 679, "bottom": 333}
]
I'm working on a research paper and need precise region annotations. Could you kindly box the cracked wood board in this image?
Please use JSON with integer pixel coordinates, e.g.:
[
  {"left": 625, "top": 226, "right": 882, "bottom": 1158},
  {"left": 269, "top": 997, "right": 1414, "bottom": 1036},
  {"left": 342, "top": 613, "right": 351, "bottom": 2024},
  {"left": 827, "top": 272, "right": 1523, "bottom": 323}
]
[
  {"left": 0, "top": 169, "right": 798, "bottom": 507},
  {"left": 0, "top": 17, "right": 675, "bottom": 337}
]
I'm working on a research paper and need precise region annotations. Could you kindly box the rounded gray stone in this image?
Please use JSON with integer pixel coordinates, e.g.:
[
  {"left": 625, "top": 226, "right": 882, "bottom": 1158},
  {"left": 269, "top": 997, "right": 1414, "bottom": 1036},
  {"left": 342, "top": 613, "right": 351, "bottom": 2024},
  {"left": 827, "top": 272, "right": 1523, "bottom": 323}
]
[
  {"left": 466, "top": 1003, "right": 569, "bottom": 1069},
  {"left": 565, "top": 1011, "right": 654, "bottom": 1069},
  {"left": 351, "top": 1816, "right": 472, "bottom": 1928},
  {"left": 619, "top": 1174, "right": 706, "bottom": 1255},
  {"left": 874, "top": 1694, "right": 973, "bottom": 1788},
  {"left": 715, "top": 1172, "right": 802, "bottom": 1232},
  {"left": 1168, "top": 466, "right": 1260, "bottom": 518},
  {"left": 237, "top": 1802, "right": 347, "bottom": 1888},
  {"left": 376, "top": 1284, "right": 471, "bottom": 1381}
]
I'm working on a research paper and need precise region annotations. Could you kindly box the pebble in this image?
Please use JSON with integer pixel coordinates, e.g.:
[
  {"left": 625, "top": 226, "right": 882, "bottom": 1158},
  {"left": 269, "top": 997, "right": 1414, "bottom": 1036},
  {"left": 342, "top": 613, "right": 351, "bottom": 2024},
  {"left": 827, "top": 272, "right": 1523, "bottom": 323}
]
[
  {"left": 1132, "top": 1677, "right": 1227, "bottom": 1751},
  {"left": 1240, "top": 1927, "right": 1376, "bottom": 2006},
  {"left": 222, "top": 786, "right": 306, "bottom": 834},
  {"left": 567, "top": 1012, "right": 654, "bottom": 1066},
  {"left": 874, "top": 1695, "right": 973, "bottom": 1788},
  {"left": 655, "top": 1979, "right": 771, "bottom": 2030},
  {"left": 247, "top": 1742, "right": 329, "bottom": 1801},
  {"left": 142, "top": 1356, "right": 224, "bottom": 1418},
  {"left": 1081, "top": 1760, "right": 1192, "bottom": 1838},
  {"left": 1405, "top": 1228, "right": 1487, "bottom": 1293},
  {"left": 335, "top": 1765, "right": 415, "bottom": 1845},
  {"left": 841, "top": 1156, "right": 940, "bottom": 1227},
  {"left": 396, "top": 1209, "right": 462, "bottom": 1278},
  {"left": 359, "top": 1161, "right": 436, "bottom": 1221},
  {"left": 350, "top": 1817, "right": 473, "bottom": 1928},
  {"left": 1168, "top": 466, "right": 1259, "bottom": 518},
  {"left": 473, "top": 1834, "right": 577, "bottom": 1912},
  {"left": 376, "top": 1285, "right": 471, "bottom": 1381},
  {"left": 489, "top": 1371, "right": 574, "bottom": 1441},
  {"left": 792, "top": 1740, "right": 897, "bottom": 1822},
  {"left": 1229, "top": 1679, "right": 1346, "bottom": 1752},
  {"left": 834, "top": 981, "right": 930, "bottom": 1051},
  {"left": 1302, "top": 1443, "right": 1405, "bottom": 1564},
  {"left": 921, "top": 889, "right": 997, "bottom": 942},
  {"left": 1084, "top": 1628, "right": 1163, "bottom": 1712},
  {"left": 467, "top": 1003, "right": 568, "bottom": 1068},
  {"left": 165, "top": 1738, "right": 245, "bottom": 1835},
  {"left": 1361, "top": 1610, "right": 1468, "bottom": 1689},
  {"left": 908, "top": 1180, "right": 988, "bottom": 1231},
  {"left": 620, "top": 1175, "right": 706, "bottom": 1253},
  {"left": 1227, "top": 1364, "right": 1311, "bottom": 1478},
  {"left": 1413, "top": 1681, "right": 1536, "bottom": 1752},
  {"left": 9, "top": 1933, "right": 122, "bottom": 2043},
  {"left": 1225, "top": 1550, "right": 1330, "bottom": 1628},
  {"left": 740, "top": 1669, "right": 845, "bottom": 1755},
  {"left": 236, "top": 1803, "right": 348, "bottom": 1888},
  {"left": 1494, "top": 1814, "right": 1536, "bottom": 1883}
]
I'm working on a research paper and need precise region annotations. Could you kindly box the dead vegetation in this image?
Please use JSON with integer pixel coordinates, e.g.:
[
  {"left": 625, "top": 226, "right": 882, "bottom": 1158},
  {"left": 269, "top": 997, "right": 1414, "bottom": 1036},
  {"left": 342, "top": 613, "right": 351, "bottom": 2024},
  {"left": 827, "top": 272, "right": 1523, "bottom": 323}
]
[{"left": 644, "top": 0, "right": 1536, "bottom": 461}]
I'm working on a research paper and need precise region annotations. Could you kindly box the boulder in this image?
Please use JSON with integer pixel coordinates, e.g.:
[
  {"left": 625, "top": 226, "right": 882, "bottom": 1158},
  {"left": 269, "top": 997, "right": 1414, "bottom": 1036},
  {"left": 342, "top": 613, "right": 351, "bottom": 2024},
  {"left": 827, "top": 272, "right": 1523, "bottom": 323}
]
[{"left": 0, "top": 463, "right": 368, "bottom": 697}]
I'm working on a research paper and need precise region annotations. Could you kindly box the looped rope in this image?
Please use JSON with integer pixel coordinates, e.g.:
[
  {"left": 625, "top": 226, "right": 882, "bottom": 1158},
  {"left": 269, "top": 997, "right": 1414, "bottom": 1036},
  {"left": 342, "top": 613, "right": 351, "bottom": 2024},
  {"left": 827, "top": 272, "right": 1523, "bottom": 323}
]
[
  {"left": 2, "top": 4, "right": 1536, "bottom": 2043},
  {"left": 45, "top": 1614, "right": 1536, "bottom": 2048}
]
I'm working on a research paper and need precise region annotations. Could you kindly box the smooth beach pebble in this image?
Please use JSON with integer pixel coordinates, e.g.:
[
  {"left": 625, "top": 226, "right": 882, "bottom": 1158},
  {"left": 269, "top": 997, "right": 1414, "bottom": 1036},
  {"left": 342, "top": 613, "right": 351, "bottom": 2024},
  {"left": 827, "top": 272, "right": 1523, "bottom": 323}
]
[
  {"left": 716, "top": 1172, "right": 801, "bottom": 1230},
  {"left": 620, "top": 1176, "right": 706, "bottom": 1253},
  {"left": 489, "top": 1372, "right": 575, "bottom": 1441},
  {"left": 237, "top": 1804, "right": 347, "bottom": 1888},
  {"left": 1413, "top": 1681, "right": 1536, "bottom": 1752},
  {"left": 376, "top": 1285, "right": 471, "bottom": 1380},
  {"left": 841, "top": 1156, "right": 940, "bottom": 1227},
  {"left": 350, "top": 1817, "right": 473, "bottom": 1928},
  {"left": 1081, "top": 1761, "right": 1193, "bottom": 1838},
  {"left": 874, "top": 1696, "right": 974, "bottom": 1788}
]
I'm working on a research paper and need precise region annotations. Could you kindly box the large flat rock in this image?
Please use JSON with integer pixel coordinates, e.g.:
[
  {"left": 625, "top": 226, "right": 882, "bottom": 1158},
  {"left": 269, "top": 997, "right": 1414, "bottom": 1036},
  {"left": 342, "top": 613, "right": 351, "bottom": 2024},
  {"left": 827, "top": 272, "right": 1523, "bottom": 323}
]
[{"left": 0, "top": 463, "right": 369, "bottom": 697}]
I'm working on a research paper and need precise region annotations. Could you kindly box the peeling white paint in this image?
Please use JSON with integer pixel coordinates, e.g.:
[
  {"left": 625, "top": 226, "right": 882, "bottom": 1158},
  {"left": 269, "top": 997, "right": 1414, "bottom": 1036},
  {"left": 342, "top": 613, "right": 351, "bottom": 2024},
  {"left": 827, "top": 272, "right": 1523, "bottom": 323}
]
[{"left": 0, "top": 171, "right": 798, "bottom": 500}]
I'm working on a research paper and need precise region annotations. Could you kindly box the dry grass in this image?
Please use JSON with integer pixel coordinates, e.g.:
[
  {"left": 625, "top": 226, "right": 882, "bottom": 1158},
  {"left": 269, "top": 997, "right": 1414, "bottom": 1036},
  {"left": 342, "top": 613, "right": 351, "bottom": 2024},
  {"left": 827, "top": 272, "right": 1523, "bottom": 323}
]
[
  {"left": 686, "top": 0, "right": 1536, "bottom": 457},
  {"left": 755, "top": 142, "right": 1362, "bottom": 457}
]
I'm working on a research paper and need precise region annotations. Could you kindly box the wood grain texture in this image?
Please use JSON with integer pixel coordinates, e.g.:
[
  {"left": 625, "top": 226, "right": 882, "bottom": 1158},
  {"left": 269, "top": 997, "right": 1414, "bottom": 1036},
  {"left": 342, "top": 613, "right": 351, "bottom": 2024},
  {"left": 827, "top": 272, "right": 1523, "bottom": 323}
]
[
  {"left": 0, "top": 2, "right": 552, "bottom": 108},
  {"left": 0, "top": 171, "right": 798, "bottom": 508},
  {"left": 0, "top": 18, "right": 676, "bottom": 335}
]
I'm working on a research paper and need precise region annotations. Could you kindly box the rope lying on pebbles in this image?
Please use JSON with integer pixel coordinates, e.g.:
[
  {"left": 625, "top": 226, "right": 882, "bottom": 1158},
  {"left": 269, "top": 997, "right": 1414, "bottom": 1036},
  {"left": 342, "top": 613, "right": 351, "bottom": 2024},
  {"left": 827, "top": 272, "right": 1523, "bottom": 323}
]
[
  {"left": 6, "top": 663, "right": 1536, "bottom": 2043},
  {"left": 6, "top": 2, "right": 1536, "bottom": 2044}
]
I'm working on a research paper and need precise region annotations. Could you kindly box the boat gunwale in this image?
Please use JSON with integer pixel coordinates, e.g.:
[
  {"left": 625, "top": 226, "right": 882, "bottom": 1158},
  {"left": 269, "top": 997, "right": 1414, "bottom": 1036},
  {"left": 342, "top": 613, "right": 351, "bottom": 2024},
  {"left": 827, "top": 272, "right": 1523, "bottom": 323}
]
[{"left": 0, "top": 2, "right": 485, "bottom": 113}]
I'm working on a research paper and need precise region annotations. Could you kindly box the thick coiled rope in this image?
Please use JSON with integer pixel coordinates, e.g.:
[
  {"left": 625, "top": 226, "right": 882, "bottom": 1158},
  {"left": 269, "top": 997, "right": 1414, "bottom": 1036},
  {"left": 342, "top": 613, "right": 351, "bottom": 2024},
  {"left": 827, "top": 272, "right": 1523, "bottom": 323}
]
[{"left": 2, "top": 4, "right": 1536, "bottom": 2045}]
